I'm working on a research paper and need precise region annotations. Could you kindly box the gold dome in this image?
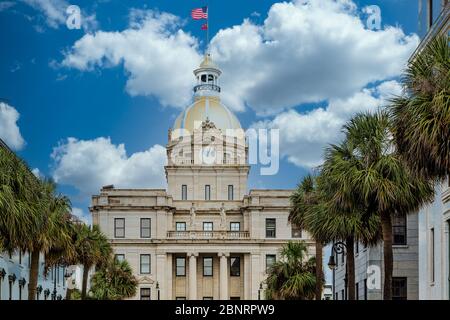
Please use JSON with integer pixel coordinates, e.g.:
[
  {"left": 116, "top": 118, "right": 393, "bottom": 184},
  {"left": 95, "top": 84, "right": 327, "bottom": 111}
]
[{"left": 172, "top": 97, "right": 241, "bottom": 139}]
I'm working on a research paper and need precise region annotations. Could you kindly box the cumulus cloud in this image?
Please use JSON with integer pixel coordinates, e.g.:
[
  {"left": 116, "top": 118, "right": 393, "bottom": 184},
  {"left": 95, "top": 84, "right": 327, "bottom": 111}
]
[
  {"left": 21, "top": 0, "right": 98, "bottom": 32},
  {"left": 51, "top": 137, "right": 167, "bottom": 195},
  {"left": 211, "top": 0, "right": 417, "bottom": 114},
  {"left": 61, "top": 9, "right": 200, "bottom": 108},
  {"left": 0, "top": 102, "right": 26, "bottom": 150},
  {"left": 252, "top": 80, "right": 402, "bottom": 168}
]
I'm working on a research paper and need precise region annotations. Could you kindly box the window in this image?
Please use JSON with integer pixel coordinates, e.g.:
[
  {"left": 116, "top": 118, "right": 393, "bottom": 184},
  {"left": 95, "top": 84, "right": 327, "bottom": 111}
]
[
  {"left": 176, "top": 222, "right": 186, "bottom": 231},
  {"left": 335, "top": 292, "right": 338, "bottom": 300},
  {"left": 341, "top": 289, "right": 345, "bottom": 300},
  {"left": 230, "top": 257, "right": 240, "bottom": 276},
  {"left": 115, "top": 254, "right": 125, "bottom": 263},
  {"left": 265, "top": 218, "right": 276, "bottom": 238},
  {"left": 291, "top": 224, "right": 302, "bottom": 238},
  {"left": 205, "top": 185, "right": 211, "bottom": 200},
  {"left": 201, "top": 75, "right": 207, "bottom": 83},
  {"left": 140, "top": 288, "right": 151, "bottom": 300},
  {"left": 230, "top": 222, "right": 240, "bottom": 231},
  {"left": 228, "top": 185, "right": 234, "bottom": 200},
  {"left": 203, "top": 257, "right": 213, "bottom": 276},
  {"left": 141, "top": 218, "right": 151, "bottom": 238},
  {"left": 355, "top": 242, "right": 359, "bottom": 254},
  {"left": 181, "top": 185, "right": 187, "bottom": 200},
  {"left": 431, "top": 227, "right": 435, "bottom": 282},
  {"left": 393, "top": 213, "right": 407, "bottom": 245},
  {"left": 392, "top": 277, "right": 407, "bottom": 300},
  {"left": 203, "top": 222, "right": 213, "bottom": 231},
  {"left": 176, "top": 257, "right": 186, "bottom": 276},
  {"left": 355, "top": 282, "right": 359, "bottom": 300},
  {"left": 114, "top": 218, "right": 125, "bottom": 238},
  {"left": 266, "top": 255, "right": 276, "bottom": 272},
  {"left": 140, "top": 254, "right": 151, "bottom": 274}
]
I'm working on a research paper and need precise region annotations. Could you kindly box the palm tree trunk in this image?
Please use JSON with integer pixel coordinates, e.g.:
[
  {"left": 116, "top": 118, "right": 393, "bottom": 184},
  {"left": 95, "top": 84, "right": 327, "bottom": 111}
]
[
  {"left": 346, "top": 236, "right": 355, "bottom": 300},
  {"left": 315, "top": 241, "right": 323, "bottom": 300},
  {"left": 81, "top": 265, "right": 90, "bottom": 299},
  {"left": 380, "top": 211, "right": 393, "bottom": 300},
  {"left": 27, "top": 250, "right": 40, "bottom": 300}
]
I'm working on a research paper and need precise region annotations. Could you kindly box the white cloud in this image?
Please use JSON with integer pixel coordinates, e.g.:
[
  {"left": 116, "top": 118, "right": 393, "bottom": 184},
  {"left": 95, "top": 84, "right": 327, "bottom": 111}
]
[
  {"left": 21, "top": 0, "right": 98, "bottom": 32},
  {"left": 32, "top": 168, "right": 42, "bottom": 178},
  {"left": 0, "top": 1, "right": 16, "bottom": 12},
  {"left": 61, "top": 9, "right": 200, "bottom": 108},
  {"left": 72, "top": 207, "right": 90, "bottom": 225},
  {"left": 51, "top": 137, "right": 167, "bottom": 195},
  {"left": 0, "top": 102, "right": 26, "bottom": 150},
  {"left": 252, "top": 80, "right": 402, "bottom": 168},
  {"left": 210, "top": 0, "right": 417, "bottom": 114}
]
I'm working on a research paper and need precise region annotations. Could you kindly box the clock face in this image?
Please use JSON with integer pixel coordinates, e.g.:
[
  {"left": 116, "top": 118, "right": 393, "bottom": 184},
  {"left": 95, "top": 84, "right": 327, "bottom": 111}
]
[{"left": 200, "top": 145, "right": 216, "bottom": 165}]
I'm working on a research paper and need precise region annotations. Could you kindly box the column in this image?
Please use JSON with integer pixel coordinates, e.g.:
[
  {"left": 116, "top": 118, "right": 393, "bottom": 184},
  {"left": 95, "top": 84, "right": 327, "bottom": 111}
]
[
  {"left": 188, "top": 253, "right": 197, "bottom": 300},
  {"left": 156, "top": 253, "right": 166, "bottom": 300},
  {"left": 166, "top": 253, "right": 172, "bottom": 300},
  {"left": 219, "top": 252, "right": 229, "bottom": 300},
  {"left": 244, "top": 253, "right": 251, "bottom": 299},
  {"left": 251, "top": 254, "right": 261, "bottom": 299}
]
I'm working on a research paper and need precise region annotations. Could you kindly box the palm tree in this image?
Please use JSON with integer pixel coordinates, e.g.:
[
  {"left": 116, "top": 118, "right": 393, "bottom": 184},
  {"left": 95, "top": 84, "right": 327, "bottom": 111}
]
[
  {"left": 27, "top": 179, "right": 73, "bottom": 300},
  {"left": 289, "top": 175, "right": 324, "bottom": 300},
  {"left": 290, "top": 174, "right": 381, "bottom": 300},
  {"left": 390, "top": 35, "right": 450, "bottom": 181},
  {"left": 265, "top": 241, "right": 318, "bottom": 300},
  {"left": 0, "top": 146, "right": 40, "bottom": 253},
  {"left": 73, "top": 224, "right": 112, "bottom": 299},
  {"left": 90, "top": 259, "right": 137, "bottom": 300},
  {"left": 322, "top": 111, "right": 434, "bottom": 299}
]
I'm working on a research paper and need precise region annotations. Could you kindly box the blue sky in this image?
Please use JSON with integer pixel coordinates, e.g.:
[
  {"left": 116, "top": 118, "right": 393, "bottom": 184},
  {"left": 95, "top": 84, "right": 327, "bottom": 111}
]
[{"left": 0, "top": 0, "right": 419, "bottom": 223}]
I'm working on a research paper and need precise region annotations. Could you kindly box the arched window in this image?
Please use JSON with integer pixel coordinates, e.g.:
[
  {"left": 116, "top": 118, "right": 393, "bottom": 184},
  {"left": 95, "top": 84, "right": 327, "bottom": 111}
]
[{"left": 201, "top": 74, "right": 207, "bottom": 83}]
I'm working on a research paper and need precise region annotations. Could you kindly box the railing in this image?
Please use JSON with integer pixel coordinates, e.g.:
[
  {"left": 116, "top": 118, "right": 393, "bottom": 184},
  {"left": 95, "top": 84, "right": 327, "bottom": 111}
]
[
  {"left": 194, "top": 84, "right": 221, "bottom": 93},
  {"left": 167, "top": 230, "right": 250, "bottom": 240}
]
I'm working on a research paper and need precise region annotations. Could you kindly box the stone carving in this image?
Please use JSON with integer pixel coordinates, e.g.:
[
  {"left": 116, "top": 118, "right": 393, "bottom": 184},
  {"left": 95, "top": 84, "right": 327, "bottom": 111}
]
[
  {"left": 201, "top": 118, "right": 217, "bottom": 130},
  {"left": 220, "top": 203, "right": 227, "bottom": 230},
  {"left": 190, "top": 203, "right": 196, "bottom": 228}
]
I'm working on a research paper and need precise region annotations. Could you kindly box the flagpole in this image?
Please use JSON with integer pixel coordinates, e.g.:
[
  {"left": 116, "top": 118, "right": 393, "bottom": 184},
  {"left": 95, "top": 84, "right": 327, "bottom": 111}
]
[{"left": 206, "top": 0, "right": 209, "bottom": 55}]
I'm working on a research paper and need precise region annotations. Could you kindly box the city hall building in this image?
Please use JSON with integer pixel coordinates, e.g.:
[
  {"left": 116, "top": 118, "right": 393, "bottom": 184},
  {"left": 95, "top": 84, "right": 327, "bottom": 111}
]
[{"left": 90, "top": 55, "right": 314, "bottom": 300}]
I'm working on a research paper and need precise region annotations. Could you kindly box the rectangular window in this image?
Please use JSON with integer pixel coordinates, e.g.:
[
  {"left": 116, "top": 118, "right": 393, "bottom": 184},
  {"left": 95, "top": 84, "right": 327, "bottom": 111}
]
[
  {"left": 355, "top": 242, "right": 359, "bottom": 254},
  {"left": 393, "top": 213, "right": 407, "bottom": 245},
  {"left": 392, "top": 277, "right": 407, "bottom": 300},
  {"left": 182, "top": 185, "right": 187, "bottom": 200},
  {"left": 355, "top": 282, "right": 359, "bottom": 300},
  {"left": 176, "top": 257, "right": 186, "bottom": 276},
  {"left": 265, "top": 218, "right": 276, "bottom": 238},
  {"left": 176, "top": 222, "right": 186, "bottom": 231},
  {"left": 230, "top": 222, "right": 240, "bottom": 231},
  {"left": 291, "top": 224, "right": 302, "bottom": 238},
  {"left": 364, "top": 279, "right": 368, "bottom": 300},
  {"left": 335, "top": 292, "right": 338, "bottom": 300},
  {"left": 203, "top": 257, "right": 213, "bottom": 276},
  {"left": 205, "top": 185, "right": 211, "bottom": 200},
  {"left": 230, "top": 256, "right": 240, "bottom": 276},
  {"left": 140, "top": 254, "right": 151, "bottom": 274},
  {"left": 228, "top": 185, "right": 234, "bottom": 201},
  {"left": 140, "top": 288, "right": 151, "bottom": 300},
  {"left": 115, "top": 254, "right": 125, "bottom": 263},
  {"left": 266, "top": 255, "right": 276, "bottom": 272},
  {"left": 140, "top": 218, "right": 151, "bottom": 238},
  {"left": 114, "top": 218, "right": 125, "bottom": 238},
  {"left": 203, "top": 222, "right": 213, "bottom": 231},
  {"left": 431, "top": 227, "right": 435, "bottom": 282},
  {"left": 341, "top": 289, "right": 345, "bottom": 300}
]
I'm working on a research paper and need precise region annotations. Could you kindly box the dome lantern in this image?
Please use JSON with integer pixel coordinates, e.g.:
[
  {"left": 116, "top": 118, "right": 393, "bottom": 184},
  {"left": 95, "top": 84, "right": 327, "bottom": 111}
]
[{"left": 193, "top": 54, "right": 221, "bottom": 98}]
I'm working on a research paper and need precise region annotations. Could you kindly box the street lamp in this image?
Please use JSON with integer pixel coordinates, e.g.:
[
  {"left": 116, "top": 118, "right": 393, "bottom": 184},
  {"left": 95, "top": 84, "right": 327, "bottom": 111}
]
[
  {"left": 18, "top": 277, "right": 26, "bottom": 300},
  {"left": 36, "top": 285, "right": 43, "bottom": 300},
  {"left": 258, "top": 283, "right": 263, "bottom": 300},
  {"left": 156, "top": 281, "right": 160, "bottom": 300},
  {"left": 0, "top": 268, "right": 6, "bottom": 300},
  {"left": 44, "top": 288, "right": 50, "bottom": 300},
  {"left": 327, "top": 241, "right": 348, "bottom": 300},
  {"left": 8, "top": 274, "right": 16, "bottom": 300}
]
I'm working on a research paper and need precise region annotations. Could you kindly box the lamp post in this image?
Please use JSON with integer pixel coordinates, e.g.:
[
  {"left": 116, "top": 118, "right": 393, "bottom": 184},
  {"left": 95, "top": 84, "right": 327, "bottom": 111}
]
[
  {"left": 258, "top": 283, "right": 263, "bottom": 300},
  {"left": 156, "top": 281, "right": 160, "bottom": 300},
  {"left": 8, "top": 274, "right": 16, "bottom": 300},
  {"left": 0, "top": 268, "right": 6, "bottom": 300},
  {"left": 327, "top": 241, "right": 348, "bottom": 300},
  {"left": 18, "top": 278, "right": 26, "bottom": 300},
  {"left": 44, "top": 288, "right": 50, "bottom": 300},
  {"left": 52, "top": 265, "right": 57, "bottom": 300},
  {"left": 36, "top": 285, "right": 43, "bottom": 300}
]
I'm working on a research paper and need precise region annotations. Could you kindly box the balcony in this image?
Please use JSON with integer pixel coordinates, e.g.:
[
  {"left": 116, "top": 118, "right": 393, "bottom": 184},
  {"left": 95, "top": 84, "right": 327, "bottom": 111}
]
[
  {"left": 167, "top": 230, "right": 250, "bottom": 240},
  {"left": 194, "top": 84, "right": 221, "bottom": 93}
]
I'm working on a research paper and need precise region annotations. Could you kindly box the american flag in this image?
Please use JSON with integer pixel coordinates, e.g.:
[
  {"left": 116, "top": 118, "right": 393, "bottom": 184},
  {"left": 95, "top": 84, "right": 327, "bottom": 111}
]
[{"left": 191, "top": 6, "right": 208, "bottom": 20}]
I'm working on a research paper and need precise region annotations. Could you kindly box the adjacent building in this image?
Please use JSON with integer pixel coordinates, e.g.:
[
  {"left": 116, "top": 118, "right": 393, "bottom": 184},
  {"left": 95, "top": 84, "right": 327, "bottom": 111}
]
[
  {"left": 91, "top": 55, "right": 315, "bottom": 300},
  {"left": 415, "top": 0, "right": 450, "bottom": 301}
]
